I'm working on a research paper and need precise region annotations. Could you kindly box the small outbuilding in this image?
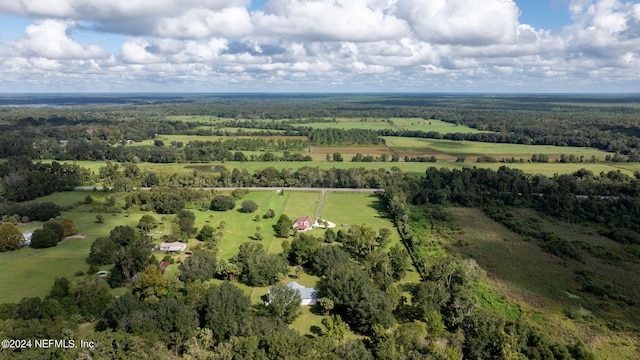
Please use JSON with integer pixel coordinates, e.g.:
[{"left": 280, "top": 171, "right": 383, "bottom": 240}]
[
  {"left": 21, "top": 232, "right": 32, "bottom": 246},
  {"left": 159, "top": 242, "right": 187, "bottom": 252}
]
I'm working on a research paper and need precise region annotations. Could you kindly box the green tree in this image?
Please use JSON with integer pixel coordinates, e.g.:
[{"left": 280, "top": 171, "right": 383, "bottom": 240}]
[
  {"left": 132, "top": 264, "right": 168, "bottom": 303},
  {"left": 319, "top": 263, "right": 394, "bottom": 334},
  {"left": 30, "top": 227, "right": 60, "bottom": 248},
  {"left": 210, "top": 195, "right": 235, "bottom": 211},
  {"left": 241, "top": 200, "right": 259, "bottom": 213},
  {"left": 88, "top": 236, "right": 117, "bottom": 265},
  {"left": 323, "top": 228, "right": 336, "bottom": 243},
  {"left": 389, "top": 244, "right": 409, "bottom": 281},
  {"left": 319, "top": 297, "right": 335, "bottom": 316},
  {"left": 204, "top": 282, "right": 251, "bottom": 344},
  {"left": 137, "top": 214, "right": 158, "bottom": 232},
  {"left": 289, "top": 233, "right": 322, "bottom": 266},
  {"left": 263, "top": 209, "right": 275, "bottom": 219},
  {"left": 322, "top": 314, "right": 347, "bottom": 341},
  {"left": 96, "top": 214, "right": 105, "bottom": 223},
  {"left": 109, "top": 225, "right": 137, "bottom": 247},
  {"left": 196, "top": 224, "right": 216, "bottom": 242},
  {"left": 175, "top": 210, "right": 196, "bottom": 238},
  {"left": 0, "top": 222, "right": 23, "bottom": 251},
  {"left": 59, "top": 218, "right": 77, "bottom": 237},
  {"left": 178, "top": 249, "right": 218, "bottom": 282},
  {"left": 43, "top": 221, "right": 64, "bottom": 242},
  {"left": 275, "top": 214, "right": 293, "bottom": 238},
  {"left": 264, "top": 283, "right": 302, "bottom": 324}
]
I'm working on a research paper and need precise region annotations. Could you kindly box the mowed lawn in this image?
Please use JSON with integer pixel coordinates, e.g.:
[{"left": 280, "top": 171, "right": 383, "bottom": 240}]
[
  {"left": 321, "top": 192, "right": 400, "bottom": 247},
  {"left": 0, "top": 211, "right": 141, "bottom": 303},
  {"left": 193, "top": 190, "right": 290, "bottom": 260}
]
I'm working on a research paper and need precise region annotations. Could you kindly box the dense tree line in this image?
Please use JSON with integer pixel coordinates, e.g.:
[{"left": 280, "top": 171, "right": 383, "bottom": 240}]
[
  {"left": 99, "top": 164, "right": 398, "bottom": 190},
  {"left": 0, "top": 159, "right": 89, "bottom": 201},
  {"left": 383, "top": 165, "right": 640, "bottom": 248}
]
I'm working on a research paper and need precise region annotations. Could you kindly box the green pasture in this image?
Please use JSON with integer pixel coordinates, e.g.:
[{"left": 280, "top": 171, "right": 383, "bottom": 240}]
[
  {"left": 321, "top": 192, "right": 400, "bottom": 246},
  {"left": 189, "top": 190, "right": 290, "bottom": 260},
  {"left": 449, "top": 207, "right": 640, "bottom": 326},
  {"left": 37, "top": 156, "right": 640, "bottom": 183},
  {"left": 165, "top": 115, "right": 233, "bottom": 123},
  {"left": 25, "top": 190, "right": 112, "bottom": 208},
  {"left": 0, "top": 211, "right": 140, "bottom": 303},
  {"left": 290, "top": 117, "right": 487, "bottom": 133},
  {"left": 449, "top": 207, "right": 640, "bottom": 358},
  {"left": 208, "top": 127, "right": 285, "bottom": 133},
  {"left": 384, "top": 136, "right": 610, "bottom": 157}
]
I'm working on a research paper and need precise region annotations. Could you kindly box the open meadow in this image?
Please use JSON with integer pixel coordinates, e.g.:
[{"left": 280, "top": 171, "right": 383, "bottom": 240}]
[{"left": 449, "top": 207, "right": 640, "bottom": 358}]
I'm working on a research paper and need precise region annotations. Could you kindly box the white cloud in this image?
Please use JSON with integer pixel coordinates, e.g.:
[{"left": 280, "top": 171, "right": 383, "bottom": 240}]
[
  {"left": 1, "top": 20, "right": 107, "bottom": 59},
  {"left": 119, "top": 39, "right": 164, "bottom": 64},
  {"left": 394, "top": 0, "right": 522, "bottom": 45},
  {"left": 0, "top": 0, "right": 639, "bottom": 91},
  {"left": 0, "top": 0, "right": 249, "bottom": 20},
  {"left": 156, "top": 7, "right": 253, "bottom": 38},
  {"left": 253, "top": 0, "right": 409, "bottom": 41}
]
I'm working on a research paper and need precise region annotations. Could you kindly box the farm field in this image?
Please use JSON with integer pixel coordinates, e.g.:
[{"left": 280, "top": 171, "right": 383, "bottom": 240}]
[
  {"left": 290, "top": 117, "right": 489, "bottom": 133},
  {"left": 129, "top": 134, "right": 308, "bottom": 147},
  {"left": 384, "top": 136, "right": 611, "bottom": 159},
  {"left": 36, "top": 158, "right": 640, "bottom": 182}
]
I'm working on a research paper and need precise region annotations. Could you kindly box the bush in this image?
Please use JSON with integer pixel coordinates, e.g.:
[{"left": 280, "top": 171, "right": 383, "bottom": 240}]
[
  {"left": 43, "top": 221, "right": 65, "bottom": 241},
  {"left": 30, "top": 228, "right": 60, "bottom": 249},
  {"left": 210, "top": 195, "right": 235, "bottom": 211},
  {"left": 241, "top": 200, "right": 259, "bottom": 213},
  {"left": 263, "top": 209, "right": 275, "bottom": 219},
  {"left": 0, "top": 222, "right": 23, "bottom": 252},
  {"left": 231, "top": 189, "right": 249, "bottom": 199}
]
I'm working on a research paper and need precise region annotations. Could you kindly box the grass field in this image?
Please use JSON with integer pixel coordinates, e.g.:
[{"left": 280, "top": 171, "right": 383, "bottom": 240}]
[
  {"left": 384, "top": 136, "right": 610, "bottom": 159},
  {"left": 448, "top": 207, "right": 640, "bottom": 358},
  {"left": 130, "top": 134, "right": 308, "bottom": 147},
  {"left": 290, "top": 117, "right": 488, "bottom": 133},
  {"left": 39, "top": 156, "right": 640, "bottom": 182},
  {"left": 0, "top": 211, "right": 141, "bottom": 303}
]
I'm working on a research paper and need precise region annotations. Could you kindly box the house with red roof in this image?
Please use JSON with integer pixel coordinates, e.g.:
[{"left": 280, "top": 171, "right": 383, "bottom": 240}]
[{"left": 292, "top": 216, "right": 314, "bottom": 231}]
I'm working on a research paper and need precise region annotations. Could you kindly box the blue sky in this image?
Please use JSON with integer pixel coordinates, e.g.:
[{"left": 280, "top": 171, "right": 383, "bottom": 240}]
[{"left": 0, "top": 0, "right": 639, "bottom": 93}]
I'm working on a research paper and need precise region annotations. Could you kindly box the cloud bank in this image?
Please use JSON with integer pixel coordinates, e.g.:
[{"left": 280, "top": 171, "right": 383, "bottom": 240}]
[{"left": 0, "top": 0, "right": 638, "bottom": 92}]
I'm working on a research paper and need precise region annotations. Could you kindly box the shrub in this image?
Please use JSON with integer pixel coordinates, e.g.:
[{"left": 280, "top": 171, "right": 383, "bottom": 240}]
[
  {"left": 241, "top": 200, "right": 259, "bottom": 213},
  {"left": 210, "top": 195, "right": 235, "bottom": 211}
]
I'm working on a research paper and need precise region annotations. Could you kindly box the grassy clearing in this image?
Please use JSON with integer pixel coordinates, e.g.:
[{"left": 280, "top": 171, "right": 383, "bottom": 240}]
[
  {"left": 448, "top": 207, "right": 640, "bottom": 358},
  {"left": 165, "top": 115, "right": 233, "bottom": 123},
  {"left": 384, "top": 136, "right": 610, "bottom": 158},
  {"left": 289, "top": 117, "right": 487, "bottom": 134},
  {"left": 322, "top": 192, "right": 400, "bottom": 246},
  {"left": 449, "top": 208, "right": 640, "bottom": 322},
  {"left": 0, "top": 211, "right": 140, "bottom": 303},
  {"left": 25, "top": 191, "right": 111, "bottom": 208}
]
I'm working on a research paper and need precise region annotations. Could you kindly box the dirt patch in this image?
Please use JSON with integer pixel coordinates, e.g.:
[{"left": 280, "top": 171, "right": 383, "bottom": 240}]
[{"left": 59, "top": 234, "right": 86, "bottom": 243}]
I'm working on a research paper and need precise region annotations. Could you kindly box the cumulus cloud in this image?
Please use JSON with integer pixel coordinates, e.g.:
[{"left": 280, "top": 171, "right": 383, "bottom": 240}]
[
  {"left": 253, "top": 0, "right": 410, "bottom": 42},
  {"left": 394, "top": 0, "right": 522, "bottom": 45},
  {"left": 1, "top": 19, "right": 107, "bottom": 59},
  {"left": 565, "top": 0, "right": 640, "bottom": 60},
  {"left": 0, "top": 0, "right": 639, "bottom": 91},
  {"left": 156, "top": 7, "right": 253, "bottom": 38}
]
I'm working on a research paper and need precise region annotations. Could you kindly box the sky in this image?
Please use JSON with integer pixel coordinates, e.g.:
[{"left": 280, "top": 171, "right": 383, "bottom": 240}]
[{"left": 0, "top": 0, "right": 639, "bottom": 93}]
